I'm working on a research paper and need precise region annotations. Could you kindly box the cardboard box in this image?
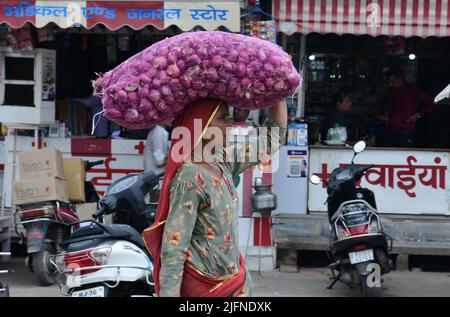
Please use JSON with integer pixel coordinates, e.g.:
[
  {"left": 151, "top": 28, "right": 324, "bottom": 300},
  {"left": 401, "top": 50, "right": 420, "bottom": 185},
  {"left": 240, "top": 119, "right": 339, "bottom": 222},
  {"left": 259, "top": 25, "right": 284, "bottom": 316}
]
[
  {"left": 13, "top": 177, "right": 68, "bottom": 205},
  {"left": 76, "top": 203, "right": 98, "bottom": 221},
  {"left": 19, "top": 148, "right": 65, "bottom": 180},
  {"left": 63, "top": 158, "right": 86, "bottom": 203}
]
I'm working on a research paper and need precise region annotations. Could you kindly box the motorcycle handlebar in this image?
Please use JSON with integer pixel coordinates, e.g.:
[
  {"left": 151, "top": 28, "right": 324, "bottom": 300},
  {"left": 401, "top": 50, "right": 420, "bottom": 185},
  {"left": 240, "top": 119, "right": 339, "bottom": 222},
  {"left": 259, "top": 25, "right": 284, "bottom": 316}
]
[
  {"left": 85, "top": 160, "right": 105, "bottom": 171},
  {"left": 92, "top": 205, "right": 108, "bottom": 219},
  {"left": 325, "top": 188, "right": 337, "bottom": 205},
  {"left": 362, "top": 164, "right": 376, "bottom": 173},
  {"left": 356, "top": 164, "right": 376, "bottom": 178}
]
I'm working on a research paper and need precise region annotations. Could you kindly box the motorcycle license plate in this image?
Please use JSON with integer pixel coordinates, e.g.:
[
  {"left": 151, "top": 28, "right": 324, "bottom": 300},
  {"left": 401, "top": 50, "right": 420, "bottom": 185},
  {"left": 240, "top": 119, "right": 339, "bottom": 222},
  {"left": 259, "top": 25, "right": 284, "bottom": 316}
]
[
  {"left": 72, "top": 286, "right": 105, "bottom": 297},
  {"left": 349, "top": 249, "right": 374, "bottom": 264}
]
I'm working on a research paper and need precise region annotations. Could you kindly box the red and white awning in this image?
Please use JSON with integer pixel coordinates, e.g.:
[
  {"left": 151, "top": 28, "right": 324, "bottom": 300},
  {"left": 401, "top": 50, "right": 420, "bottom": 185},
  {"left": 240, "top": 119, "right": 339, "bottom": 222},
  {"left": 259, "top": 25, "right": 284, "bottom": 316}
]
[
  {"left": 273, "top": 0, "right": 450, "bottom": 37},
  {"left": 0, "top": 0, "right": 240, "bottom": 32}
]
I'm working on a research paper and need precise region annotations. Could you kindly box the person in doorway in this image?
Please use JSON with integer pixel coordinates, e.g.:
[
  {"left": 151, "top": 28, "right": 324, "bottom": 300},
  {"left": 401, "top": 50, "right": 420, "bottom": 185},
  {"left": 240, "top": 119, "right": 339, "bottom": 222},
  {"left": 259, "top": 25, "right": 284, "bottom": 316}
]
[
  {"left": 74, "top": 95, "right": 111, "bottom": 138},
  {"left": 300, "top": 159, "right": 307, "bottom": 178},
  {"left": 375, "top": 67, "right": 438, "bottom": 148},
  {"left": 321, "top": 91, "right": 353, "bottom": 142},
  {"left": 143, "top": 120, "right": 173, "bottom": 174},
  {"left": 233, "top": 108, "right": 250, "bottom": 124}
]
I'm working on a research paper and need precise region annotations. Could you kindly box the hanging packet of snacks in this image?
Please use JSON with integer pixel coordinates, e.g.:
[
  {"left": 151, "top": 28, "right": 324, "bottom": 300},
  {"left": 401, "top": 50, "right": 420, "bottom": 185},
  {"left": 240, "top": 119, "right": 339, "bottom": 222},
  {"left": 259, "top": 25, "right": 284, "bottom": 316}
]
[
  {"left": 106, "top": 35, "right": 118, "bottom": 64},
  {"left": 6, "top": 25, "right": 34, "bottom": 51},
  {"left": 118, "top": 34, "right": 130, "bottom": 51},
  {"left": 37, "top": 26, "right": 54, "bottom": 43},
  {"left": 242, "top": 20, "right": 277, "bottom": 44}
]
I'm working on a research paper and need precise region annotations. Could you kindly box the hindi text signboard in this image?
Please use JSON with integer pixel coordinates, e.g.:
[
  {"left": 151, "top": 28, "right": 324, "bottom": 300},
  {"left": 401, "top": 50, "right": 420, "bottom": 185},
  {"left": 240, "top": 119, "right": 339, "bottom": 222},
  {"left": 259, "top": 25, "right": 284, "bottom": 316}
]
[{"left": 308, "top": 146, "right": 450, "bottom": 215}]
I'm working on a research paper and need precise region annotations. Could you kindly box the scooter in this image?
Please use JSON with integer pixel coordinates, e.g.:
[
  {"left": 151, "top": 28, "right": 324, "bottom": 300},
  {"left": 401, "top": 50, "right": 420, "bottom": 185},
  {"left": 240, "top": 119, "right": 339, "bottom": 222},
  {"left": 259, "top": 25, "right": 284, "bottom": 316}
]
[
  {"left": 310, "top": 141, "right": 393, "bottom": 296},
  {"left": 15, "top": 160, "right": 104, "bottom": 286},
  {"left": 52, "top": 170, "right": 163, "bottom": 297},
  {"left": 0, "top": 252, "right": 10, "bottom": 297}
]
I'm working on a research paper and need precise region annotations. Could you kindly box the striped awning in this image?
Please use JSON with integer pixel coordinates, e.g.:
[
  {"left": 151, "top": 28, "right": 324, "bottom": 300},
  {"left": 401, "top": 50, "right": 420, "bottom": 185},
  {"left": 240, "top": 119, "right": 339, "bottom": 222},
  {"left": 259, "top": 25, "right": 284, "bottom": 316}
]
[
  {"left": 273, "top": 0, "right": 450, "bottom": 37},
  {"left": 0, "top": 0, "right": 240, "bottom": 32}
]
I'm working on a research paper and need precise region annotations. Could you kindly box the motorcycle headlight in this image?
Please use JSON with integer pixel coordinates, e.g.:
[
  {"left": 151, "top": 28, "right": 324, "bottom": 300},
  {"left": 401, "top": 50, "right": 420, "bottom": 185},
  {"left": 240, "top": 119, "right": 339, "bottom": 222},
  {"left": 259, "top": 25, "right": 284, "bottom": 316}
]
[
  {"left": 343, "top": 203, "right": 368, "bottom": 214},
  {"left": 344, "top": 213, "right": 368, "bottom": 226},
  {"left": 89, "top": 247, "right": 111, "bottom": 265},
  {"left": 337, "top": 224, "right": 350, "bottom": 239},
  {"left": 368, "top": 219, "right": 380, "bottom": 234}
]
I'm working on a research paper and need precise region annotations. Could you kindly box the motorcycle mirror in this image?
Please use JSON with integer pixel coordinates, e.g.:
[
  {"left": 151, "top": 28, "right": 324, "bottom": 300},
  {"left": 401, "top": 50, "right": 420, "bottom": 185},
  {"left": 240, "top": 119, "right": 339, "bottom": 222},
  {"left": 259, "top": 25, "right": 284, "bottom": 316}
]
[
  {"left": 309, "top": 174, "right": 321, "bottom": 185},
  {"left": 353, "top": 141, "right": 367, "bottom": 154}
]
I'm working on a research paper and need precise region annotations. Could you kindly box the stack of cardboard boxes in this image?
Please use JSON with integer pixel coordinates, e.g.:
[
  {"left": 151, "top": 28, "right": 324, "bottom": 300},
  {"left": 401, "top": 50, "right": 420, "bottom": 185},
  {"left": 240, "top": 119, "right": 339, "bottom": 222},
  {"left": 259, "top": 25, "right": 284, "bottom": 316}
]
[
  {"left": 13, "top": 148, "right": 68, "bottom": 205},
  {"left": 63, "top": 158, "right": 86, "bottom": 203},
  {"left": 13, "top": 148, "right": 98, "bottom": 221},
  {"left": 63, "top": 158, "right": 98, "bottom": 220}
]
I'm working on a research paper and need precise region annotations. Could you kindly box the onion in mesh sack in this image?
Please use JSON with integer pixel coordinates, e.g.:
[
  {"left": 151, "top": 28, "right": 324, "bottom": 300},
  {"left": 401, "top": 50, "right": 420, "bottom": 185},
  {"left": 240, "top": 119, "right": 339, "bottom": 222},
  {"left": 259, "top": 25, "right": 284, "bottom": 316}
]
[{"left": 95, "top": 31, "right": 302, "bottom": 129}]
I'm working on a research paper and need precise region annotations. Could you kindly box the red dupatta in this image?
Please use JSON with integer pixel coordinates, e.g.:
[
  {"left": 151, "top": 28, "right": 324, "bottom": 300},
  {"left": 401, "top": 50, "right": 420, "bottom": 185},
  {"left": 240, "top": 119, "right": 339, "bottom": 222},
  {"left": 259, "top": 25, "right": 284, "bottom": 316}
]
[{"left": 142, "top": 98, "right": 247, "bottom": 297}]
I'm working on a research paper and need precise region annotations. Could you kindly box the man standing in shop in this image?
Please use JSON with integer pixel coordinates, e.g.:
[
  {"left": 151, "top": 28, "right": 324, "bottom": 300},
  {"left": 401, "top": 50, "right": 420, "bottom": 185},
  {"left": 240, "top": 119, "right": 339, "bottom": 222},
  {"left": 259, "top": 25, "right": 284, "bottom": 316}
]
[
  {"left": 143, "top": 120, "right": 172, "bottom": 174},
  {"left": 321, "top": 91, "right": 353, "bottom": 142},
  {"left": 233, "top": 108, "right": 251, "bottom": 124},
  {"left": 376, "top": 67, "right": 438, "bottom": 148}
]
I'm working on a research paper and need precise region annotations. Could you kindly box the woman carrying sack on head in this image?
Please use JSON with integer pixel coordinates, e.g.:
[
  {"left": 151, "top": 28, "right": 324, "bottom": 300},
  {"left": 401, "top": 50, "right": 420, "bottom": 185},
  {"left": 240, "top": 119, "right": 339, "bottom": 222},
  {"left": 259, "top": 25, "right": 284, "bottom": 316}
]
[{"left": 143, "top": 98, "right": 287, "bottom": 297}]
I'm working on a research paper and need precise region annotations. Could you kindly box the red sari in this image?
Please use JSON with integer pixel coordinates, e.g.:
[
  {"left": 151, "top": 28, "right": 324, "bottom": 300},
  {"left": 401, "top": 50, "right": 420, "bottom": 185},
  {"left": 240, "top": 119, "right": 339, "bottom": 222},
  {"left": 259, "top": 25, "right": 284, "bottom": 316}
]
[{"left": 142, "top": 98, "right": 246, "bottom": 297}]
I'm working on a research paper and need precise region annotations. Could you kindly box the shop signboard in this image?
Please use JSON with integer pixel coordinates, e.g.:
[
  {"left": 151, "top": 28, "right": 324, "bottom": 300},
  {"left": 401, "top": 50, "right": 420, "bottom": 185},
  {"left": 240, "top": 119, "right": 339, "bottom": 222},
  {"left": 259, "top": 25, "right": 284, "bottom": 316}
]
[
  {"left": 308, "top": 147, "right": 450, "bottom": 215},
  {"left": 0, "top": 0, "right": 240, "bottom": 32}
]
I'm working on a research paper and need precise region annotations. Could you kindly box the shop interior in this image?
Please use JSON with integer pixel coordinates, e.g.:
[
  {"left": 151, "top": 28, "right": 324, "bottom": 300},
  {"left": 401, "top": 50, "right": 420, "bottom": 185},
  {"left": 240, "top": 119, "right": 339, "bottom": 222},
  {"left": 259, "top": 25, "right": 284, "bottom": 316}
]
[
  {"left": 282, "top": 33, "right": 450, "bottom": 149},
  {"left": 1, "top": 23, "right": 449, "bottom": 149}
]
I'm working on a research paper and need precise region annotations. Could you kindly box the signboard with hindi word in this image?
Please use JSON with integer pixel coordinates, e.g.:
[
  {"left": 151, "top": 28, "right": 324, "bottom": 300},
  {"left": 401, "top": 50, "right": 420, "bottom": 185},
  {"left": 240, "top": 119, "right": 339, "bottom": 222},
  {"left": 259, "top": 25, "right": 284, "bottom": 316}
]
[
  {"left": 308, "top": 146, "right": 450, "bottom": 215},
  {"left": 0, "top": 0, "right": 240, "bottom": 32}
]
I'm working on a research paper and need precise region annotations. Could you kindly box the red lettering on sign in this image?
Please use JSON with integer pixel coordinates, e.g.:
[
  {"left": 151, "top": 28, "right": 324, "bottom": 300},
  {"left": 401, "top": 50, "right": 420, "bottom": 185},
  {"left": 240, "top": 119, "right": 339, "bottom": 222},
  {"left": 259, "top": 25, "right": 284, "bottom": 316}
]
[
  {"left": 315, "top": 156, "right": 447, "bottom": 198},
  {"left": 31, "top": 139, "right": 47, "bottom": 148},
  {"left": 87, "top": 156, "right": 144, "bottom": 196}
]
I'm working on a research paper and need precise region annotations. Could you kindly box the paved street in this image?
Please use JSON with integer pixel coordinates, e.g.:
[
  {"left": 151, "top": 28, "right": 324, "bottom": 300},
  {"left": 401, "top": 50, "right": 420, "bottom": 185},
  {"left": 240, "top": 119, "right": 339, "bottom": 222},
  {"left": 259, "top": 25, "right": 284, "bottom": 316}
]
[{"left": 2, "top": 256, "right": 450, "bottom": 297}]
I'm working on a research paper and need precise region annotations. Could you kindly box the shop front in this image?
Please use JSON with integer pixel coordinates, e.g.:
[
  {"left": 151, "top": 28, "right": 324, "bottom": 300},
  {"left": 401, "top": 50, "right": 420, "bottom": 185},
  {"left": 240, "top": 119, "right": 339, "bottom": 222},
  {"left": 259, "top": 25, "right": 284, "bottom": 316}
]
[
  {"left": 0, "top": 0, "right": 241, "bottom": 197},
  {"left": 271, "top": 0, "right": 450, "bottom": 267},
  {"left": 0, "top": 0, "right": 287, "bottom": 270}
]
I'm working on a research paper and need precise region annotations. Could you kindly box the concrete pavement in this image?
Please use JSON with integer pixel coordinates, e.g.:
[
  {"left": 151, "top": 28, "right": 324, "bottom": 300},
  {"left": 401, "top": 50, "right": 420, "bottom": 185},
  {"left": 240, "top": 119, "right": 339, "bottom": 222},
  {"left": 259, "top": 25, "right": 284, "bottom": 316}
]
[
  {"left": 2, "top": 256, "right": 450, "bottom": 297},
  {"left": 251, "top": 268, "right": 450, "bottom": 297}
]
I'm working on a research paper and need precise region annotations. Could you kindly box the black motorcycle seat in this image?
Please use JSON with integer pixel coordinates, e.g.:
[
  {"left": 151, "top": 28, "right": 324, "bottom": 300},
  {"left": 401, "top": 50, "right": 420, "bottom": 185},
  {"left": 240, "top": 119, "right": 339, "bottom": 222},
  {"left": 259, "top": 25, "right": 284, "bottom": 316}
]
[
  {"left": 64, "top": 223, "right": 148, "bottom": 253},
  {"left": 105, "top": 224, "right": 147, "bottom": 250}
]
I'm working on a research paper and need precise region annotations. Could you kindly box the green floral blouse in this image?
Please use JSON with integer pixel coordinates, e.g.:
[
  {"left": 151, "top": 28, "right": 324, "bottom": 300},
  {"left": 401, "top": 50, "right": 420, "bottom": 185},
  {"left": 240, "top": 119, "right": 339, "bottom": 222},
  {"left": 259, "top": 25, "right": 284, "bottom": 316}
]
[{"left": 159, "top": 120, "right": 286, "bottom": 297}]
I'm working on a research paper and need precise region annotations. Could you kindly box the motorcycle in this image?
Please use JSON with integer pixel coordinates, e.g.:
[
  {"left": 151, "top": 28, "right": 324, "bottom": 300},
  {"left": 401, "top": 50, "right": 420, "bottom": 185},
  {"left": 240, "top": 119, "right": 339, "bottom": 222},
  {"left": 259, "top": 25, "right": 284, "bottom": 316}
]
[
  {"left": 15, "top": 160, "right": 104, "bottom": 286},
  {"left": 0, "top": 252, "right": 10, "bottom": 297},
  {"left": 51, "top": 170, "right": 163, "bottom": 297},
  {"left": 310, "top": 141, "right": 393, "bottom": 296}
]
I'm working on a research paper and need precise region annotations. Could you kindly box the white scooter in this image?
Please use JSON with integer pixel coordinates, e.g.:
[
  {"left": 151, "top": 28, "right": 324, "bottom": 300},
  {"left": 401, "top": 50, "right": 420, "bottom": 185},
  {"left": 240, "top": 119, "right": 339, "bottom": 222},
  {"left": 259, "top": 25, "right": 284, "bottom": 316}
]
[{"left": 52, "top": 171, "right": 163, "bottom": 297}]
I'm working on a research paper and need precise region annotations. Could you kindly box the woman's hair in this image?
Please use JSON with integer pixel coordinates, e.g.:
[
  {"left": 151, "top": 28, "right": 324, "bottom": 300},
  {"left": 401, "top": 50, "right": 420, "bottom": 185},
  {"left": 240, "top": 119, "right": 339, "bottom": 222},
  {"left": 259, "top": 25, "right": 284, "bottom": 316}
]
[
  {"left": 331, "top": 91, "right": 349, "bottom": 106},
  {"left": 386, "top": 66, "right": 405, "bottom": 78}
]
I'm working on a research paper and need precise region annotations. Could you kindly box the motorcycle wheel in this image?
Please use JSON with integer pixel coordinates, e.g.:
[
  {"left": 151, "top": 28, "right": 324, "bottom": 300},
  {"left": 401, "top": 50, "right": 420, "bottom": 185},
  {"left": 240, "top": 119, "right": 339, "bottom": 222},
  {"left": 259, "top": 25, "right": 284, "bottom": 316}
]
[
  {"left": 32, "top": 243, "right": 57, "bottom": 286},
  {"left": 360, "top": 274, "right": 377, "bottom": 297},
  {"left": 0, "top": 284, "right": 9, "bottom": 297}
]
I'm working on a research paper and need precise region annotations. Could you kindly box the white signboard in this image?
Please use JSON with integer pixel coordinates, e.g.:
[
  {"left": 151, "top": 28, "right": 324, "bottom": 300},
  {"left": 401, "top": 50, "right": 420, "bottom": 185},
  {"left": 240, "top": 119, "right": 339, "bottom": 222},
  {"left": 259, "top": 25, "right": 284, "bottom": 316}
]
[{"left": 308, "top": 147, "right": 450, "bottom": 215}]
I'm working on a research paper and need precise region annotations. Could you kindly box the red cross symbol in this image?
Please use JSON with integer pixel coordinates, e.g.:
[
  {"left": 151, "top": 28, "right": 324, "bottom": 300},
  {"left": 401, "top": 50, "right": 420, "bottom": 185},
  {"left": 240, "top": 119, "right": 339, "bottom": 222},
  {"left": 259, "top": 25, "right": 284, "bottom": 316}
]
[
  {"left": 134, "top": 141, "right": 145, "bottom": 155},
  {"left": 32, "top": 139, "right": 47, "bottom": 148}
]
